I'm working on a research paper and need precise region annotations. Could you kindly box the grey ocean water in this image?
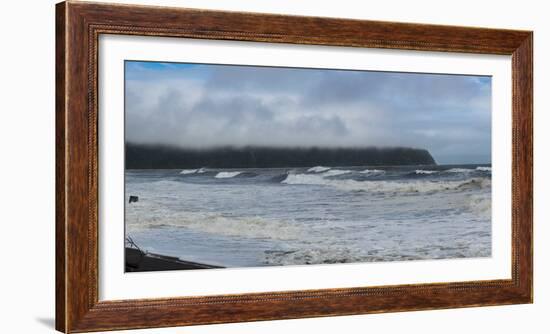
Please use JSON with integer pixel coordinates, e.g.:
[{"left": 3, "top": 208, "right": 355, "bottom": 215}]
[{"left": 125, "top": 165, "right": 491, "bottom": 268}]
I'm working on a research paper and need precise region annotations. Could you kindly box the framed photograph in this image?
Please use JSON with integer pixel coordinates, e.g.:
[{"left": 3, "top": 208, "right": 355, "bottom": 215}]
[{"left": 56, "top": 1, "right": 532, "bottom": 332}]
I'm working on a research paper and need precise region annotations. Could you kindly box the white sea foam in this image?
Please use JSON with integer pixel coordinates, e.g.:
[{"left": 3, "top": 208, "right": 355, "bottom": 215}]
[
  {"left": 180, "top": 167, "right": 208, "bottom": 174},
  {"left": 322, "top": 169, "right": 351, "bottom": 177},
  {"left": 282, "top": 173, "right": 490, "bottom": 194},
  {"left": 215, "top": 171, "right": 242, "bottom": 178},
  {"left": 263, "top": 239, "right": 491, "bottom": 265},
  {"left": 281, "top": 173, "right": 330, "bottom": 186},
  {"left": 465, "top": 193, "right": 492, "bottom": 219},
  {"left": 415, "top": 170, "right": 437, "bottom": 174},
  {"left": 133, "top": 210, "right": 302, "bottom": 241},
  {"left": 445, "top": 167, "right": 491, "bottom": 173},
  {"left": 180, "top": 169, "right": 198, "bottom": 174},
  {"left": 264, "top": 246, "right": 368, "bottom": 266},
  {"left": 446, "top": 168, "right": 473, "bottom": 173},
  {"left": 307, "top": 166, "right": 331, "bottom": 173}
]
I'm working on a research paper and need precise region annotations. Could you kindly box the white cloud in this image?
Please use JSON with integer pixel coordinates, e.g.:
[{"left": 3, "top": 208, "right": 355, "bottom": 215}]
[{"left": 125, "top": 62, "right": 491, "bottom": 164}]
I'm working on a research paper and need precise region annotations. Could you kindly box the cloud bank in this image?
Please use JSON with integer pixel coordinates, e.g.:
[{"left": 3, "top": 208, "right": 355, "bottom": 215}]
[{"left": 125, "top": 61, "right": 491, "bottom": 164}]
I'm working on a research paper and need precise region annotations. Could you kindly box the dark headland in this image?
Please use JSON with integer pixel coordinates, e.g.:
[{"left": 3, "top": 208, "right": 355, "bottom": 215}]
[{"left": 126, "top": 143, "right": 436, "bottom": 169}]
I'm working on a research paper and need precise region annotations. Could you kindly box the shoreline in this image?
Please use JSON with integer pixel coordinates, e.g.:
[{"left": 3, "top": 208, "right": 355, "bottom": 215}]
[{"left": 125, "top": 247, "right": 223, "bottom": 272}]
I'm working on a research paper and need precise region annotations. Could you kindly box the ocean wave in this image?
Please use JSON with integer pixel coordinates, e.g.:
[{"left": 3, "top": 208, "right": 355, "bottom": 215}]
[
  {"left": 360, "top": 169, "right": 385, "bottom": 174},
  {"left": 215, "top": 171, "right": 242, "bottom": 178},
  {"left": 445, "top": 167, "right": 491, "bottom": 173},
  {"left": 455, "top": 178, "right": 491, "bottom": 191},
  {"left": 415, "top": 170, "right": 437, "bottom": 175},
  {"left": 416, "top": 167, "right": 492, "bottom": 175},
  {"left": 445, "top": 168, "right": 473, "bottom": 173},
  {"left": 306, "top": 166, "right": 351, "bottom": 176},
  {"left": 262, "top": 242, "right": 492, "bottom": 265},
  {"left": 264, "top": 246, "right": 368, "bottom": 265},
  {"left": 308, "top": 166, "right": 331, "bottom": 173},
  {"left": 322, "top": 169, "right": 351, "bottom": 177},
  {"left": 136, "top": 211, "right": 302, "bottom": 240},
  {"left": 465, "top": 192, "right": 491, "bottom": 219},
  {"left": 180, "top": 169, "right": 198, "bottom": 175},
  {"left": 282, "top": 173, "right": 490, "bottom": 194},
  {"left": 180, "top": 167, "right": 207, "bottom": 175}
]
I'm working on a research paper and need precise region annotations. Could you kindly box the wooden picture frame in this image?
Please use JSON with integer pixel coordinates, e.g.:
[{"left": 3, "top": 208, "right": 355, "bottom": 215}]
[{"left": 56, "top": 1, "right": 533, "bottom": 332}]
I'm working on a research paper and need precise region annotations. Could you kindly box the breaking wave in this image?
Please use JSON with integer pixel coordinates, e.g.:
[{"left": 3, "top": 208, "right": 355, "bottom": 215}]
[
  {"left": 415, "top": 167, "right": 492, "bottom": 175},
  {"left": 415, "top": 170, "right": 437, "bottom": 175},
  {"left": 282, "top": 173, "right": 490, "bottom": 194},
  {"left": 322, "top": 169, "right": 351, "bottom": 177},
  {"left": 445, "top": 168, "right": 473, "bottom": 173},
  {"left": 180, "top": 167, "right": 207, "bottom": 174},
  {"left": 215, "top": 171, "right": 242, "bottom": 178},
  {"left": 308, "top": 166, "right": 331, "bottom": 173},
  {"left": 465, "top": 193, "right": 491, "bottom": 219},
  {"left": 306, "top": 166, "right": 351, "bottom": 177},
  {"left": 134, "top": 211, "right": 302, "bottom": 241},
  {"left": 444, "top": 167, "right": 491, "bottom": 174},
  {"left": 180, "top": 169, "right": 198, "bottom": 175}
]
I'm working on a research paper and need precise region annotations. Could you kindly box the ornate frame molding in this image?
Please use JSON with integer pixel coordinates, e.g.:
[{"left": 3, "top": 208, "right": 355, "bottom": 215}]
[{"left": 56, "top": 1, "right": 532, "bottom": 332}]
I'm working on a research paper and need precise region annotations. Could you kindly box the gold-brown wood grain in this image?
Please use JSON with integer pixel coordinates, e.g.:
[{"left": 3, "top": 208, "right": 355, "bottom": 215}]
[{"left": 56, "top": 1, "right": 533, "bottom": 332}]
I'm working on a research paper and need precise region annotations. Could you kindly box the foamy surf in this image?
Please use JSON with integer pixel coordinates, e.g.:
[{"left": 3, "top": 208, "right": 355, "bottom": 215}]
[
  {"left": 307, "top": 166, "right": 330, "bottom": 173},
  {"left": 264, "top": 245, "right": 368, "bottom": 265},
  {"left": 322, "top": 169, "right": 351, "bottom": 177},
  {"left": 465, "top": 193, "right": 491, "bottom": 219},
  {"left": 134, "top": 211, "right": 302, "bottom": 241},
  {"left": 215, "top": 171, "right": 242, "bottom": 178},
  {"left": 415, "top": 170, "right": 437, "bottom": 174},
  {"left": 445, "top": 168, "right": 474, "bottom": 173},
  {"left": 282, "top": 173, "right": 490, "bottom": 194},
  {"left": 180, "top": 167, "right": 207, "bottom": 174},
  {"left": 126, "top": 165, "right": 492, "bottom": 267}
]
